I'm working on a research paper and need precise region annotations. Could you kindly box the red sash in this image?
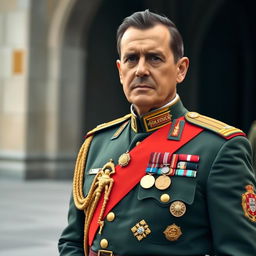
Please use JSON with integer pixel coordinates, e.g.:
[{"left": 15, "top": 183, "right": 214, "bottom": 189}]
[{"left": 88, "top": 117, "right": 203, "bottom": 245}]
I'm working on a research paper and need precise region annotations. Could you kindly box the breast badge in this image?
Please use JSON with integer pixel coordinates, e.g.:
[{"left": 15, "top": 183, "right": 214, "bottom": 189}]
[
  {"left": 163, "top": 224, "right": 182, "bottom": 241},
  {"left": 170, "top": 201, "right": 186, "bottom": 217},
  {"left": 131, "top": 219, "right": 151, "bottom": 241},
  {"left": 242, "top": 185, "right": 256, "bottom": 222}
]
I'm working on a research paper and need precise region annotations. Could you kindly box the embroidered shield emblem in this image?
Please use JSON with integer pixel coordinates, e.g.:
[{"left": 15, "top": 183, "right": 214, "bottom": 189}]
[{"left": 242, "top": 185, "right": 256, "bottom": 222}]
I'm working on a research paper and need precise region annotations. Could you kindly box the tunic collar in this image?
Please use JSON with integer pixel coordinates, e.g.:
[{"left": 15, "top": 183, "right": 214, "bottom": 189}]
[{"left": 130, "top": 95, "right": 187, "bottom": 133}]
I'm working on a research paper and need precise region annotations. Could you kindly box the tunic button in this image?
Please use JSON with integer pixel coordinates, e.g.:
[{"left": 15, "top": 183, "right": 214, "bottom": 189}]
[
  {"left": 160, "top": 194, "right": 170, "bottom": 203},
  {"left": 187, "top": 112, "right": 199, "bottom": 118},
  {"left": 106, "top": 212, "right": 115, "bottom": 222},
  {"left": 100, "top": 238, "right": 108, "bottom": 249},
  {"left": 136, "top": 141, "right": 141, "bottom": 146}
]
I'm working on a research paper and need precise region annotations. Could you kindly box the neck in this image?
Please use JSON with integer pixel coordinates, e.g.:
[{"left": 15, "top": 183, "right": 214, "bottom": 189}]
[{"left": 132, "top": 95, "right": 179, "bottom": 117}]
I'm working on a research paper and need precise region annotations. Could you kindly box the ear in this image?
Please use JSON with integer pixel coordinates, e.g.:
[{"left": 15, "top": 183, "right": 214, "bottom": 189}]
[
  {"left": 176, "top": 57, "right": 189, "bottom": 83},
  {"left": 116, "top": 60, "right": 123, "bottom": 84}
]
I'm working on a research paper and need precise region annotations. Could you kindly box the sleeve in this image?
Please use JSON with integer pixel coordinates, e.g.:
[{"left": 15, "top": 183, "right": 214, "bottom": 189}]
[
  {"left": 58, "top": 193, "right": 85, "bottom": 255},
  {"left": 207, "top": 136, "right": 256, "bottom": 256}
]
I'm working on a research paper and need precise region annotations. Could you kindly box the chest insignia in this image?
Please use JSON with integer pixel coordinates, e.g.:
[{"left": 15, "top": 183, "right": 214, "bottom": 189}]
[
  {"left": 163, "top": 224, "right": 182, "bottom": 241},
  {"left": 131, "top": 219, "right": 151, "bottom": 241},
  {"left": 242, "top": 185, "right": 256, "bottom": 222}
]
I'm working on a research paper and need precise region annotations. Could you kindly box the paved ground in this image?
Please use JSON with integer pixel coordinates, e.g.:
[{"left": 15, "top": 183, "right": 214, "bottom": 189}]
[{"left": 0, "top": 180, "right": 72, "bottom": 256}]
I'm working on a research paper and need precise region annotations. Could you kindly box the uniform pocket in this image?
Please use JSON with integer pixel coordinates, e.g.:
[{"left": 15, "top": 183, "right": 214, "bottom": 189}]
[{"left": 137, "top": 176, "right": 197, "bottom": 206}]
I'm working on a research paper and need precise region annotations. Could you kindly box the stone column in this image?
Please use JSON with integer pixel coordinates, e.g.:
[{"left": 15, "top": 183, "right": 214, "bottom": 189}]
[{"left": 0, "top": 0, "right": 30, "bottom": 179}]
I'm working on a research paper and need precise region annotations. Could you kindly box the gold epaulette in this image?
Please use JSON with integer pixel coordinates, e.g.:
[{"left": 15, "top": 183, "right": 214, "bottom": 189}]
[
  {"left": 86, "top": 114, "right": 132, "bottom": 137},
  {"left": 185, "top": 112, "right": 245, "bottom": 139}
]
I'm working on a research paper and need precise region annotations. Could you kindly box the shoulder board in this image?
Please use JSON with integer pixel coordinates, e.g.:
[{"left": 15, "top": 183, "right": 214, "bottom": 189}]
[
  {"left": 185, "top": 112, "right": 245, "bottom": 139},
  {"left": 85, "top": 114, "right": 131, "bottom": 138}
]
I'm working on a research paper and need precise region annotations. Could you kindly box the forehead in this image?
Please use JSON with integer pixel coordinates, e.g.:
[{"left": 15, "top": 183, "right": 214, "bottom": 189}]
[{"left": 120, "top": 24, "right": 171, "bottom": 54}]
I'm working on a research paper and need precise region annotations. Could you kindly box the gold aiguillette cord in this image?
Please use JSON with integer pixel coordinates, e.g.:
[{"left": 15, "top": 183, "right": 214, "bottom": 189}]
[{"left": 73, "top": 138, "right": 115, "bottom": 256}]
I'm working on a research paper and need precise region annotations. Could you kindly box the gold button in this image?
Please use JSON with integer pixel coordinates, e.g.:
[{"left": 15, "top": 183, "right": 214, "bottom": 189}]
[
  {"left": 136, "top": 141, "right": 141, "bottom": 146},
  {"left": 187, "top": 112, "right": 199, "bottom": 118},
  {"left": 100, "top": 238, "right": 108, "bottom": 249},
  {"left": 160, "top": 194, "right": 170, "bottom": 203},
  {"left": 106, "top": 212, "right": 115, "bottom": 222}
]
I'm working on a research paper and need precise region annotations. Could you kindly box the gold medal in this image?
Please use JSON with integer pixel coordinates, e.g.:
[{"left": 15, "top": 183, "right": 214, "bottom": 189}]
[
  {"left": 169, "top": 201, "right": 186, "bottom": 217},
  {"left": 118, "top": 152, "right": 131, "bottom": 167},
  {"left": 155, "top": 175, "right": 171, "bottom": 190},
  {"left": 140, "top": 175, "right": 155, "bottom": 189}
]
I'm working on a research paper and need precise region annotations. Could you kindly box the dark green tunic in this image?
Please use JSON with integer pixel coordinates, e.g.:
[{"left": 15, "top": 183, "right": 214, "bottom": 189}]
[{"left": 59, "top": 99, "right": 256, "bottom": 256}]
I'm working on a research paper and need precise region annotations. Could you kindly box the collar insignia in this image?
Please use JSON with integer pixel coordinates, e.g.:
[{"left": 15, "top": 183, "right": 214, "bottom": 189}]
[
  {"left": 142, "top": 107, "right": 172, "bottom": 132},
  {"left": 168, "top": 119, "right": 185, "bottom": 140}
]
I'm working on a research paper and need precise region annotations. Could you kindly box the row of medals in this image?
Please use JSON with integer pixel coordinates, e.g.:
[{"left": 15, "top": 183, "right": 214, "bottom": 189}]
[{"left": 118, "top": 152, "right": 186, "bottom": 218}]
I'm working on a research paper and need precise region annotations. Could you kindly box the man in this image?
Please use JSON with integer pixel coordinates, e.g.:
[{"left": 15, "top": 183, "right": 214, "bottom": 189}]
[{"left": 59, "top": 10, "right": 256, "bottom": 256}]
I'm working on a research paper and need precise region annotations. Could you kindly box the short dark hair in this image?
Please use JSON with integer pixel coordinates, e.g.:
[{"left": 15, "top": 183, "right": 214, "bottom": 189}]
[{"left": 116, "top": 10, "right": 184, "bottom": 62}]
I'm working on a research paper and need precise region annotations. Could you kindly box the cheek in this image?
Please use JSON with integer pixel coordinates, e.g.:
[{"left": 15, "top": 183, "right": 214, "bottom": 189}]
[{"left": 122, "top": 71, "right": 133, "bottom": 88}]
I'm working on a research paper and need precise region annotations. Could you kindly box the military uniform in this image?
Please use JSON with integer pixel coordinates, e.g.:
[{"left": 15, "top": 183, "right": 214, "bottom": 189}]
[{"left": 59, "top": 96, "right": 256, "bottom": 256}]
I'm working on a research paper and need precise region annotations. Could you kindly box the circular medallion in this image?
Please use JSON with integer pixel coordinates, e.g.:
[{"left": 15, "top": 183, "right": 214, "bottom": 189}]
[
  {"left": 160, "top": 166, "right": 170, "bottom": 174},
  {"left": 155, "top": 175, "right": 171, "bottom": 190},
  {"left": 169, "top": 201, "right": 186, "bottom": 217},
  {"left": 118, "top": 152, "right": 131, "bottom": 167},
  {"left": 140, "top": 175, "right": 155, "bottom": 189}
]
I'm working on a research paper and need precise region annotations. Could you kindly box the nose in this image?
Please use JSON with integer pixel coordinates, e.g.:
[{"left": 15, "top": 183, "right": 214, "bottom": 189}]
[{"left": 135, "top": 58, "right": 149, "bottom": 77}]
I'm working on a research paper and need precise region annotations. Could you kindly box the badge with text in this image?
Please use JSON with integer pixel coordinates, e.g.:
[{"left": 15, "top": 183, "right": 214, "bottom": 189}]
[{"left": 242, "top": 185, "right": 256, "bottom": 222}]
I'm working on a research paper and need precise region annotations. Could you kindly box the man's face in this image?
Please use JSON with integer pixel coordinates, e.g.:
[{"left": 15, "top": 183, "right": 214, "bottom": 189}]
[{"left": 117, "top": 24, "right": 189, "bottom": 115}]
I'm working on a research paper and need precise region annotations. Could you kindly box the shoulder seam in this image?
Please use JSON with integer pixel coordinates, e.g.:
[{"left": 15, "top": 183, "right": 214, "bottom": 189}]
[
  {"left": 185, "top": 112, "right": 245, "bottom": 139},
  {"left": 86, "top": 114, "right": 131, "bottom": 137}
]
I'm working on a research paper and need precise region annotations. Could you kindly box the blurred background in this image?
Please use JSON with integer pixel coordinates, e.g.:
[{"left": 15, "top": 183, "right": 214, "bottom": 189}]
[
  {"left": 0, "top": 0, "right": 255, "bottom": 254},
  {"left": 0, "top": 0, "right": 255, "bottom": 180}
]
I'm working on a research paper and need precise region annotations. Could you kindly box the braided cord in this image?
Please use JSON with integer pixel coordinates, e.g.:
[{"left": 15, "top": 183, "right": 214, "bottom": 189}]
[{"left": 73, "top": 135, "right": 94, "bottom": 210}]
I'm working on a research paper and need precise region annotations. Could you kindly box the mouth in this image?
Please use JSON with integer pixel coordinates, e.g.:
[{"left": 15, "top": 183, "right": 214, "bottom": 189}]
[{"left": 132, "top": 84, "right": 154, "bottom": 90}]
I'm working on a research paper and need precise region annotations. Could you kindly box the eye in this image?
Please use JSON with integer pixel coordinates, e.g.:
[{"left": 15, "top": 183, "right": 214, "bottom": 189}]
[
  {"left": 124, "top": 54, "right": 138, "bottom": 63},
  {"left": 148, "top": 54, "right": 162, "bottom": 63}
]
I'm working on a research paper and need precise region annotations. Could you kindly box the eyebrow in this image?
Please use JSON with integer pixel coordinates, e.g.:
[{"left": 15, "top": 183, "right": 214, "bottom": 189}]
[{"left": 122, "top": 50, "right": 165, "bottom": 59}]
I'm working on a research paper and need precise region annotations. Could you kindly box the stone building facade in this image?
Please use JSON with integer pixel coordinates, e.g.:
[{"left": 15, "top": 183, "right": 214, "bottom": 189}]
[{"left": 0, "top": 0, "right": 255, "bottom": 179}]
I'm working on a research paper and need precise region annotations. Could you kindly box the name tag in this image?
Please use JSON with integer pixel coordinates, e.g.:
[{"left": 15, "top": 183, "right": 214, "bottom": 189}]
[{"left": 88, "top": 168, "right": 101, "bottom": 175}]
